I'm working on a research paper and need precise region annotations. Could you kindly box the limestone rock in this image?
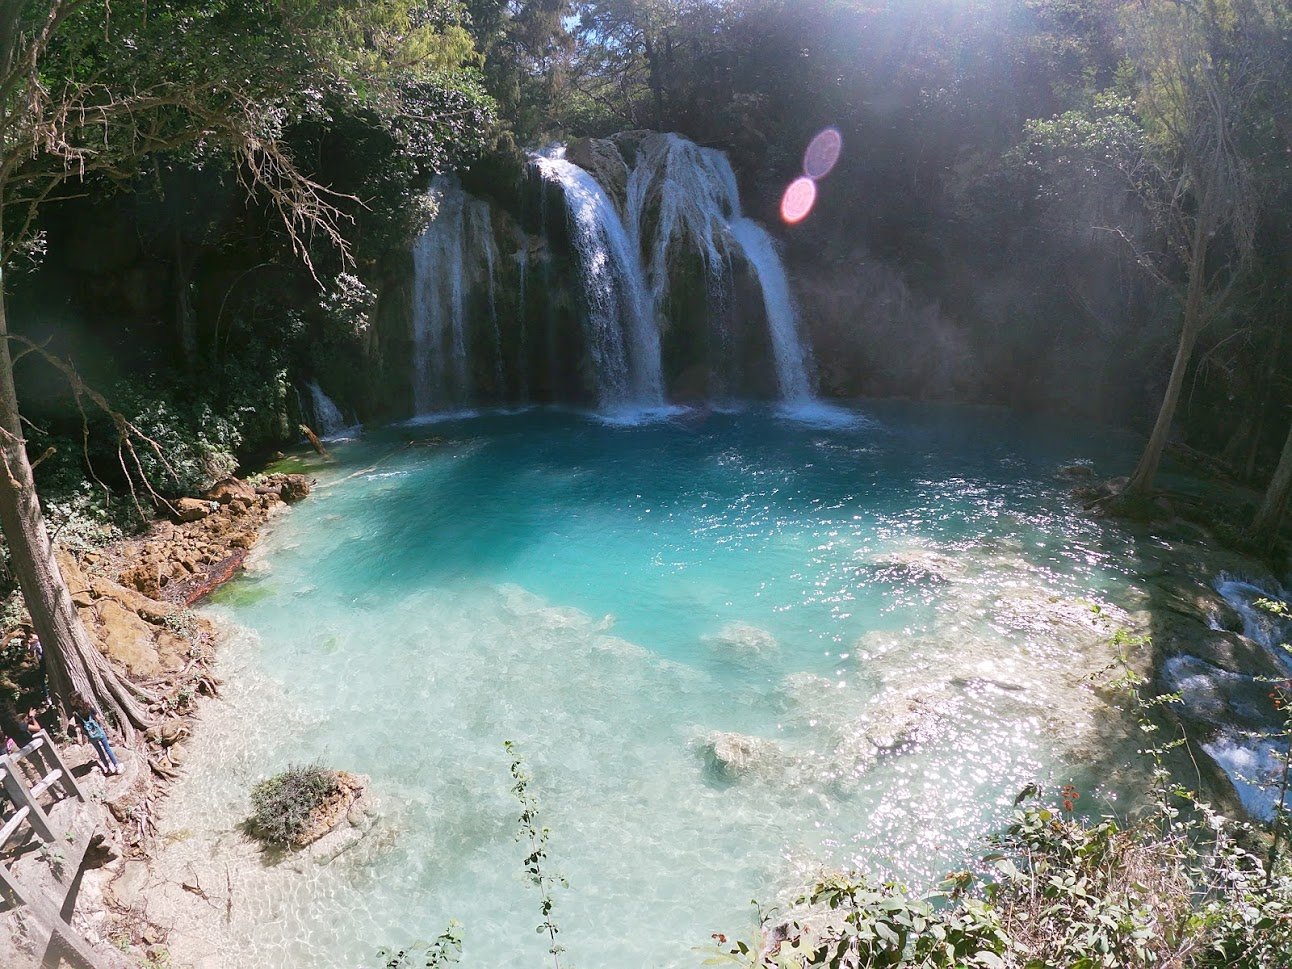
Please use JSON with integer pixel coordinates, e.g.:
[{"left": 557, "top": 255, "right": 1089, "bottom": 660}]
[
  {"left": 88, "top": 576, "right": 172, "bottom": 622},
  {"left": 567, "top": 137, "right": 630, "bottom": 204},
  {"left": 107, "top": 859, "right": 150, "bottom": 910},
  {"left": 1055, "top": 462, "right": 1096, "bottom": 479},
  {"left": 105, "top": 763, "right": 151, "bottom": 826},
  {"left": 302, "top": 775, "right": 378, "bottom": 865},
  {"left": 94, "top": 599, "right": 162, "bottom": 677},
  {"left": 703, "top": 621, "right": 778, "bottom": 657},
  {"left": 699, "top": 732, "right": 785, "bottom": 782},
  {"left": 1152, "top": 610, "right": 1284, "bottom": 680},
  {"left": 55, "top": 549, "right": 92, "bottom": 601},
  {"left": 174, "top": 498, "right": 216, "bottom": 523},
  {"left": 120, "top": 562, "right": 163, "bottom": 600},
  {"left": 865, "top": 549, "right": 963, "bottom": 585},
  {"left": 204, "top": 477, "right": 257, "bottom": 505},
  {"left": 262, "top": 473, "right": 311, "bottom": 503},
  {"left": 292, "top": 772, "right": 371, "bottom": 850}
]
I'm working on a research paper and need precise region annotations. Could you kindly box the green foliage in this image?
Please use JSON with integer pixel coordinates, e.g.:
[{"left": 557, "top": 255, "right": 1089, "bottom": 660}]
[
  {"left": 110, "top": 387, "right": 244, "bottom": 498},
  {"left": 1017, "top": 93, "right": 1149, "bottom": 197},
  {"left": 44, "top": 484, "right": 125, "bottom": 553},
  {"left": 506, "top": 740, "right": 567, "bottom": 969},
  {"left": 248, "top": 764, "right": 341, "bottom": 848},
  {"left": 1255, "top": 598, "right": 1290, "bottom": 618},
  {"left": 708, "top": 792, "right": 1292, "bottom": 969},
  {"left": 376, "top": 920, "right": 465, "bottom": 969}
]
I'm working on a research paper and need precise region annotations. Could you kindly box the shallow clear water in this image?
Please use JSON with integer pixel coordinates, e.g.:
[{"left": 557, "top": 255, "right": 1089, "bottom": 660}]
[{"left": 160, "top": 403, "right": 1146, "bottom": 968}]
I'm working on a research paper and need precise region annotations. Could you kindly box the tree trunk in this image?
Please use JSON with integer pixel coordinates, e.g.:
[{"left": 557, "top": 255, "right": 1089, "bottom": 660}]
[
  {"left": 1252, "top": 417, "right": 1292, "bottom": 542},
  {"left": 174, "top": 226, "right": 198, "bottom": 369},
  {"left": 1121, "top": 318, "right": 1202, "bottom": 496},
  {"left": 0, "top": 231, "right": 150, "bottom": 738},
  {"left": 1121, "top": 221, "right": 1211, "bottom": 497},
  {"left": 642, "top": 34, "right": 666, "bottom": 123}
]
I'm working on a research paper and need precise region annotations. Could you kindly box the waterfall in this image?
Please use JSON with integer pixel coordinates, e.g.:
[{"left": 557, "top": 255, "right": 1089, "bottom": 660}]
[
  {"left": 403, "top": 134, "right": 821, "bottom": 415},
  {"left": 530, "top": 149, "right": 664, "bottom": 409},
  {"left": 483, "top": 228, "right": 502, "bottom": 392},
  {"left": 516, "top": 246, "right": 530, "bottom": 400},
  {"left": 624, "top": 133, "right": 815, "bottom": 402},
  {"left": 627, "top": 134, "right": 741, "bottom": 308},
  {"left": 728, "top": 219, "right": 814, "bottom": 402},
  {"left": 307, "top": 381, "right": 349, "bottom": 438},
  {"left": 411, "top": 176, "right": 498, "bottom": 414}
]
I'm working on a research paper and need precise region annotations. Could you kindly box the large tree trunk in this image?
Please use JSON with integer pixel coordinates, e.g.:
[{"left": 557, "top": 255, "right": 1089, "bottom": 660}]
[
  {"left": 1121, "top": 223, "right": 1211, "bottom": 498},
  {"left": 1251, "top": 417, "right": 1292, "bottom": 543},
  {"left": 1120, "top": 318, "right": 1202, "bottom": 496},
  {"left": 0, "top": 234, "right": 150, "bottom": 739}
]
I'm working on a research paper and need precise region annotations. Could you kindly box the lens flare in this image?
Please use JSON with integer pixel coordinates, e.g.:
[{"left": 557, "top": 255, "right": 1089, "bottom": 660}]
[
  {"left": 804, "top": 127, "right": 844, "bottom": 180},
  {"left": 780, "top": 177, "right": 818, "bottom": 224}
]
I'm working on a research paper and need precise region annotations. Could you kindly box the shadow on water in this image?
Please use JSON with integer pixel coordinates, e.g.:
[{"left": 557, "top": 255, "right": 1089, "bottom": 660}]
[{"left": 1057, "top": 473, "right": 1288, "bottom": 823}]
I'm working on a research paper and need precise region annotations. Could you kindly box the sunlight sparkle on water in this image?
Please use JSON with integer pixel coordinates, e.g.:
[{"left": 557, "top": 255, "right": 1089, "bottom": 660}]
[{"left": 156, "top": 404, "right": 1147, "bottom": 969}]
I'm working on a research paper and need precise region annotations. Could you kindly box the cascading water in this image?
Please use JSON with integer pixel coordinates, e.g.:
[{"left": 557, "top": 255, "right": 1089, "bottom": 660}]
[
  {"left": 306, "top": 381, "right": 349, "bottom": 438},
  {"left": 728, "top": 219, "right": 814, "bottom": 402},
  {"left": 515, "top": 246, "right": 530, "bottom": 400},
  {"left": 411, "top": 177, "right": 498, "bottom": 414},
  {"left": 530, "top": 148, "right": 664, "bottom": 409},
  {"left": 626, "top": 134, "right": 741, "bottom": 308},
  {"left": 407, "top": 134, "right": 822, "bottom": 414},
  {"left": 624, "top": 133, "right": 816, "bottom": 402}
]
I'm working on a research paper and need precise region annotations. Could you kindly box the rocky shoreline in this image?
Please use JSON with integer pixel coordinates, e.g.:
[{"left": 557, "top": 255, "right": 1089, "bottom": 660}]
[{"left": 0, "top": 471, "right": 315, "bottom": 968}]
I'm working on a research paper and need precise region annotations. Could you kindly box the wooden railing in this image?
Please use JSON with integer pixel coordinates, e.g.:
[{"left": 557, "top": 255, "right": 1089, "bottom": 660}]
[
  {"left": 1, "top": 733, "right": 83, "bottom": 847},
  {"left": 0, "top": 730, "right": 113, "bottom": 969}
]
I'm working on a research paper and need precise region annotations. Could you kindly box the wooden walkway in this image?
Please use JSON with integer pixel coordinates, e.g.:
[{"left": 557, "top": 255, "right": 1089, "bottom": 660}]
[{"left": 0, "top": 731, "right": 114, "bottom": 969}]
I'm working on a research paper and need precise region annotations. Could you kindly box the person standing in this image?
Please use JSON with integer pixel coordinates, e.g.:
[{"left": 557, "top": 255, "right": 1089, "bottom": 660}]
[
  {"left": 71, "top": 695, "right": 120, "bottom": 776},
  {"left": 0, "top": 700, "right": 33, "bottom": 752}
]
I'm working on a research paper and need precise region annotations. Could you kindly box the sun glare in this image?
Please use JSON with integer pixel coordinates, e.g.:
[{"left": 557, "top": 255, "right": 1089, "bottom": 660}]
[{"left": 780, "top": 177, "right": 818, "bottom": 224}]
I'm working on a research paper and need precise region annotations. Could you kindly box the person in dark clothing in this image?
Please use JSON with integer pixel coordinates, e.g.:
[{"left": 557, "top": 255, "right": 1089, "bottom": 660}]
[{"left": 0, "top": 701, "right": 34, "bottom": 752}]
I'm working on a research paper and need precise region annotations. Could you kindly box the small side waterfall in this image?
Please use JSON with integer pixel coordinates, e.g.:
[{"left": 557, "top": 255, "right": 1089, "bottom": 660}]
[
  {"left": 411, "top": 177, "right": 498, "bottom": 414},
  {"left": 515, "top": 246, "right": 530, "bottom": 400},
  {"left": 307, "top": 381, "right": 349, "bottom": 438},
  {"left": 530, "top": 149, "right": 664, "bottom": 409},
  {"left": 728, "top": 219, "right": 814, "bottom": 401}
]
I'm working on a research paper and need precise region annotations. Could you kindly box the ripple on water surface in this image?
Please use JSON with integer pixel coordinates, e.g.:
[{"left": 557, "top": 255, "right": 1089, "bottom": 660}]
[{"left": 157, "top": 404, "right": 1144, "bottom": 969}]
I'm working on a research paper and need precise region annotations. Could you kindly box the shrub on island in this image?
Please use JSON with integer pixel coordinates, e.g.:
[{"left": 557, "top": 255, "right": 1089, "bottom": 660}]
[{"left": 248, "top": 764, "right": 360, "bottom": 849}]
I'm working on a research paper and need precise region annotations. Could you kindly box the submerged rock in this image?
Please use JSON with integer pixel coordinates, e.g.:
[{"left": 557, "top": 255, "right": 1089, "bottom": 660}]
[
  {"left": 988, "top": 588, "right": 1127, "bottom": 639},
  {"left": 864, "top": 549, "right": 963, "bottom": 585},
  {"left": 699, "top": 732, "right": 786, "bottom": 782},
  {"left": 703, "top": 621, "right": 778, "bottom": 657}
]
